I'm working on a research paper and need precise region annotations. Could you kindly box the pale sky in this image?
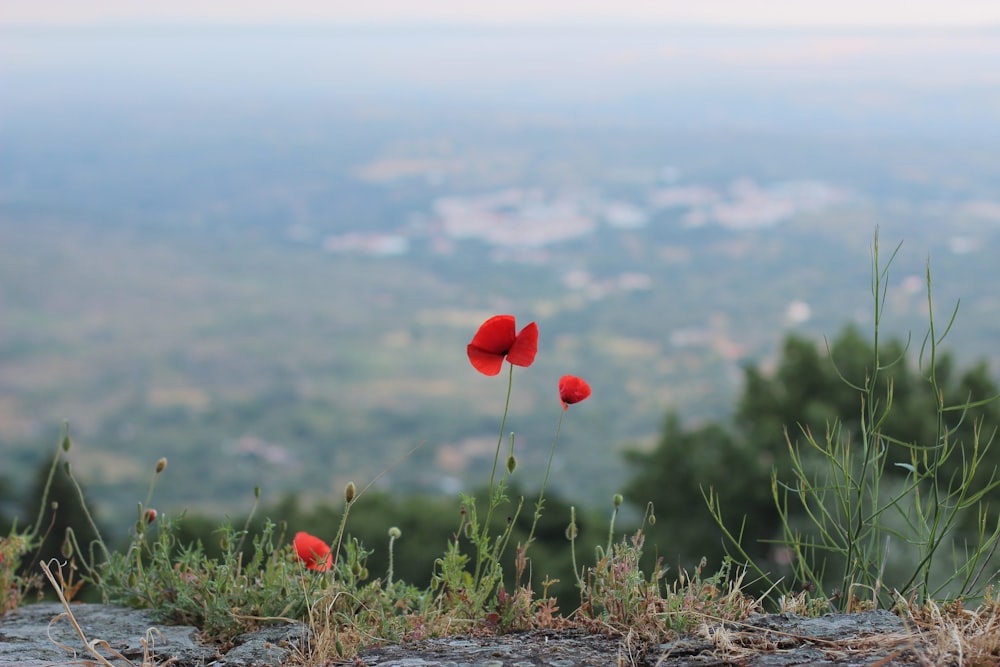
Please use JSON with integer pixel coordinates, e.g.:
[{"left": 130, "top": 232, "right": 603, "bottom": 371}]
[{"left": 2, "top": 0, "right": 999, "bottom": 28}]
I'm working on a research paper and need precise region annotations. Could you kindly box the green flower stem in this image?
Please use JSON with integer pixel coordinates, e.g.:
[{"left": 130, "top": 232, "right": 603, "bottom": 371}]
[
  {"left": 607, "top": 503, "right": 620, "bottom": 555},
  {"left": 487, "top": 364, "right": 515, "bottom": 494},
  {"left": 331, "top": 500, "right": 354, "bottom": 578},
  {"left": 31, "top": 425, "right": 67, "bottom": 538},
  {"left": 526, "top": 407, "right": 565, "bottom": 548},
  {"left": 473, "top": 364, "right": 515, "bottom": 591}
]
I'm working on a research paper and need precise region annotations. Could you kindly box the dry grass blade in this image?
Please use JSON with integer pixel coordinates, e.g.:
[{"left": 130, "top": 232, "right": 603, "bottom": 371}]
[
  {"left": 39, "top": 558, "right": 155, "bottom": 667},
  {"left": 908, "top": 597, "right": 1000, "bottom": 667},
  {"left": 690, "top": 610, "right": 919, "bottom": 664}
]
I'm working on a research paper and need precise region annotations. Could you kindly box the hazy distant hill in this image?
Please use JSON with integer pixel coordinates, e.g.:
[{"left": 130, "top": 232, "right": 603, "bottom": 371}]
[{"left": 1, "top": 25, "right": 999, "bottom": 529}]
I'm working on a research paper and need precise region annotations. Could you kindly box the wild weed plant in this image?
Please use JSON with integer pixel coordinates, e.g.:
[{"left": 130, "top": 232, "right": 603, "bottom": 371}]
[{"left": 707, "top": 230, "right": 1000, "bottom": 611}]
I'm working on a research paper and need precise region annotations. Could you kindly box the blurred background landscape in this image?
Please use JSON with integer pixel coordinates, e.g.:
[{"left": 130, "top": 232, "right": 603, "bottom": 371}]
[{"left": 2, "top": 2, "right": 1000, "bottom": 593}]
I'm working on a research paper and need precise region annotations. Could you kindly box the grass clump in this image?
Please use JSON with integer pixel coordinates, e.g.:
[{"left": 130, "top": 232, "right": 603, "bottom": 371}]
[{"left": 707, "top": 231, "right": 1000, "bottom": 612}]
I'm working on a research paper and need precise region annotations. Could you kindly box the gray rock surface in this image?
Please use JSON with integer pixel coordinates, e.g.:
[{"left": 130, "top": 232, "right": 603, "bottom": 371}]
[
  {"left": 1, "top": 603, "right": 925, "bottom": 666},
  {"left": 359, "top": 611, "right": 924, "bottom": 666},
  {"left": 0, "top": 603, "right": 308, "bottom": 667}
]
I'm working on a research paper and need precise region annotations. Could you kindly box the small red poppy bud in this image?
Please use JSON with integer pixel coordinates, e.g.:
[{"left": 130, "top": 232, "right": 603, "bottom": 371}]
[
  {"left": 558, "top": 375, "right": 591, "bottom": 409},
  {"left": 144, "top": 508, "right": 158, "bottom": 523}
]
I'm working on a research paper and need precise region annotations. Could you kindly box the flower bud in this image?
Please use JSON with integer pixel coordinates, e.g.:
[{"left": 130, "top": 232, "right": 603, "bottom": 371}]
[
  {"left": 613, "top": 494, "right": 623, "bottom": 509},
  {"left": 60, "top": 534, "right": 73, "bottom": 559},
  {"left": 565, "top": 506, "right": 578, "bottom": 540},
  {"left": 344, "top": 481, "right": 356, "bottom": 504},
  {"left": 155, "top": 458, "right": 168, "bottom": 474},
  {"left": 61, "top": 429, "right": 72, "bottom": 452},
  {"left": 565, "top": 522, "right": 578, "bottom": 541},
  {"left": 388, "top": 526, "right": 402, "bottom": 539},
  {"left": 144, "top": 508, "right": 158, "bottom": 524},
  {"left": 506, "top": 455, "right": 517, "bottom": 474}
]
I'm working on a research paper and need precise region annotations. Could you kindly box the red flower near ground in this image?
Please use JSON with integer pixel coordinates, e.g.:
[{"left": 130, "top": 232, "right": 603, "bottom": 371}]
[
  {"left": 294, "top": 531, "right": 333, "bottom": 572},
  {"left": 559, "top": 375, "right": 591, "bottom": 409},
  {"left": 467, "top": 315, "right": 539, "bottom": 376}
]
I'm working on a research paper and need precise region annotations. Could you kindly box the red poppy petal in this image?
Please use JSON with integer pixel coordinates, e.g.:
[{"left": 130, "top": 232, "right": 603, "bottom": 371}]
[
  {"left": 294, "top": 531, "right": 331, "bottom": 569},
  {"left": 506, "top": 322, "right": 539, "bottom": 367},
  {"left": 559, "top": 375, "right": 591, "bottom": 407},
  {"left": 467, "top": 344, "right": 506, "bottom": 376},
  {"left": 468, "top": 315, "right": 516, "bottom": 354}
]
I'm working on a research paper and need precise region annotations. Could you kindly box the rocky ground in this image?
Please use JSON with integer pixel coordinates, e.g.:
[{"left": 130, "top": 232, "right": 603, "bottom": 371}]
[{"left": 0, "top": 603, "right": 928, "bottom": 666}]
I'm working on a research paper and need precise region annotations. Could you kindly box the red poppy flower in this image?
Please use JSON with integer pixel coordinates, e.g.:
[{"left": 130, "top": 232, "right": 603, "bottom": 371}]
[
  {"left": 294, "top": 531, "right": 333, "bottom": 572},
  {"left": 559, "top": 375, "right": 591, "bottom": 409},
  {"left": 144, "top": 508, "right": 157, "bottom": 524},
  {"left": 467, "top": 315, "right": 539, "bottom": 376}
]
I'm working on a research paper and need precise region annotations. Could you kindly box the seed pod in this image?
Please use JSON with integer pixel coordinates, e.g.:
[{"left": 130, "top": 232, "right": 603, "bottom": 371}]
[
  {"left": 566, "top": 506, "right": 578, "bottom": 540},
  {"left": 565, "top": 522, "right": 578, "bottom": 541}
]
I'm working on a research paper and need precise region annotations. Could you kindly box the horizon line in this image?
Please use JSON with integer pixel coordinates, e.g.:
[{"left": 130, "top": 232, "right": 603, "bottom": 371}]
[{"left": 3, "top": 19, "right": 999, "bottom": 32}]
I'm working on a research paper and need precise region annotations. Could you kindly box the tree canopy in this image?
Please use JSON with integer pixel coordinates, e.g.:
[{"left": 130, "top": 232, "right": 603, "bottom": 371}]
[{"left": 626, "top": 325, "right": 1000, "bottom": 587}]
